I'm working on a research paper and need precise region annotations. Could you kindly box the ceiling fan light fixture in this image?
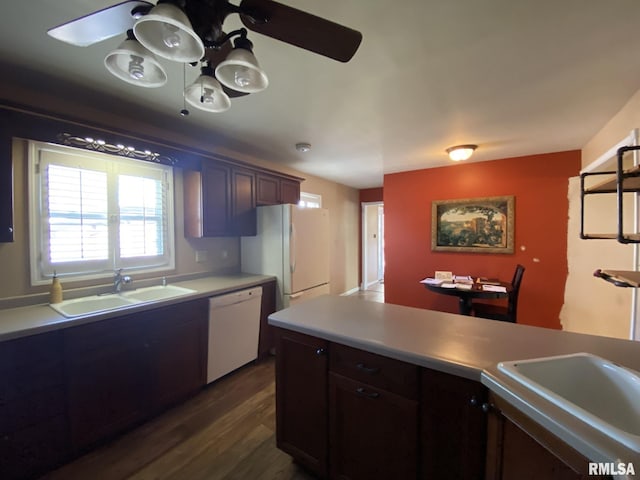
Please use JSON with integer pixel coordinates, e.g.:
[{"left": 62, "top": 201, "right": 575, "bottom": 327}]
[
  {"left": 446, "top": 144, "right": 477, "bottom": 161},
  {"left": 133, "top": 2, "right": 204, "bottom": 63},
  {"left": 104, "top": 36, "right": 168, "bottom": 88},
  {"left": 184, "top": 66, "right": 231, "bottom": 113},
  {"left": 215, "top": 36, "right": 268, "bottom": 94}
]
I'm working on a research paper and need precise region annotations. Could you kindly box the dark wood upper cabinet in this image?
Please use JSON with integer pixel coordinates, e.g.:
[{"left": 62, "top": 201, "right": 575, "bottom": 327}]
[
  {"left": 185, "top": 161, "right": 302, "bottom": 237},
  {"left": 256, "top": 174, "right": 280, "bottom": 205},
  {"left": 230, "top": 167, "right": 256, "bottom": 236},
  {"left": 280, "top": 178, "right": 301, "bottom": 205},
  {"left": 256, "top": 173, "right": 301, "bottom": 206},
  {"left": 0, "top": 120, "right": 14, "bottom": 243}
]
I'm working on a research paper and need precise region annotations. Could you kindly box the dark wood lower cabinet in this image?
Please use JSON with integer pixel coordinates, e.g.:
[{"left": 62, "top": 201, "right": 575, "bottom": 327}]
[
  {"left": 275, "top": 329, "right": 328, "bottom": 478},
  {"left": 329, "top": 373, "right": 418, "bottom": 480},
  {"left": 0, "top": 331, "right": 68, "bottom": 480},
  {"left": 274, "top": 327, "right": 488, "bottom": 480},
  {"left": 65, "top": 299, "right": 208, "bottom": 452},
  {"left": 421, "top": 368, "right": 487, "bottom": 479},
  {"left": 485, "top": 393, "right": 608, "bottom": 480}
]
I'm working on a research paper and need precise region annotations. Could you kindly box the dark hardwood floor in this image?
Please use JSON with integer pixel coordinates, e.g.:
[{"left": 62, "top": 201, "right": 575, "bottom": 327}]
[{"left": 41, "top": 358, "right": 315, "bottom": 480}]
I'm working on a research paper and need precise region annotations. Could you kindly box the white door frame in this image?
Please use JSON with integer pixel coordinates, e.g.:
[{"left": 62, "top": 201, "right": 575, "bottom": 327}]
[{"left": 361, "top": 201, "right": 384, "bottom": 290}]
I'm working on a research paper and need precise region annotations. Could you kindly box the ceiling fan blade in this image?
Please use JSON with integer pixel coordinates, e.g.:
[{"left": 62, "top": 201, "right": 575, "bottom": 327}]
[
  {"left": 239, "top": 0, "right": 362, "bottom": 63},
  {"left": 204, "top": 44, "right": 249, "bottom": 98},
  {"left": 47, "top": 0, "right": 153, "bottom": 47}
]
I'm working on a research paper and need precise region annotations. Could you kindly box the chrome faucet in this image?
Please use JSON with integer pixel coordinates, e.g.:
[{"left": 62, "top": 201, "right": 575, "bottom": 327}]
[{"left": 114, "top": 268, "right": 132, "bottom": 293}]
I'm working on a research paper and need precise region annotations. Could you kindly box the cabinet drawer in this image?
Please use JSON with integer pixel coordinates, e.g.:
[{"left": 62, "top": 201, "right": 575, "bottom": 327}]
[{"left": 329, "top": 343, "right": 418, "bottom": 399}]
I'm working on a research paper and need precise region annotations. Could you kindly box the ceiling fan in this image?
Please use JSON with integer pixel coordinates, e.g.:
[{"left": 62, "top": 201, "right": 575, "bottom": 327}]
[{"left": 47, "top": 0, "right": 362, "bottom": 113}]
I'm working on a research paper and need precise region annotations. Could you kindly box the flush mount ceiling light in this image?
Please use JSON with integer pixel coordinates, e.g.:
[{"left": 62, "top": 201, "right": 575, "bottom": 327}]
[
  {"left": 47, "top": 0, "right": 363, "bottom": 114},
  {"left": 446, "top": 144, "right": 478, "bottom": 161},
  {"left": 104, "top": 30, "right": 168, "bottom": 87}
]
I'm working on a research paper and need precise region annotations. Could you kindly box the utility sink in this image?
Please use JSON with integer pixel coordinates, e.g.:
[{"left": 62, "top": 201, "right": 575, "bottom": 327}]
[
  {"left": 498, "top": 353, "right": 640, "bottom": 451},
  {"left": 50, "top": 285, "right": 196, "bottom": 318}
]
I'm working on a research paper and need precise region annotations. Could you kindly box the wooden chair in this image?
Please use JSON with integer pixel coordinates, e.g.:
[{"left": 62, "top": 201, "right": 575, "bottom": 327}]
[{"left": 472, "top": 264, "right": 525, "bottom": 323}]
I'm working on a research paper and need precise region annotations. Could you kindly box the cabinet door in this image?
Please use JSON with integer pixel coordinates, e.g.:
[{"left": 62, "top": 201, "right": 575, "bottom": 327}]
[
  {"left": 280, "top": 179, "right": 301, "bottom": 205},
  {"left": 0, "top": 123, "right": 14, "bottom": 242},
  {"left": 0, "top": 331, "right": 68, "bottom": 479},
  {"left": 275, "top": 328, "right": 328, "bottom": 477},
  {"left": 329, "top": 372, "right": 418, "bottom": 480},
  {"left": 257, "top": 280, "right": 277, "bottom": 359},
  {"left": 147, "top": 300, "right": 208, "bottom": 412},
  {"left": 64, "top": 315, "right": 148, "bottom": 450},
  {"left": 485, "top": 394, "right": 604, "bottom": 480},
  {"left": 230, "top": 167, "right": 256, "bottom": 236},
  {"left": 202, "top": 163, "right": 231, "bottom": 236},
  {"left": 421, "top": 368, "right": 487, "bottom": 479},
  {"left": 256, "top": 174, "right": 280, "bottom": 205}
]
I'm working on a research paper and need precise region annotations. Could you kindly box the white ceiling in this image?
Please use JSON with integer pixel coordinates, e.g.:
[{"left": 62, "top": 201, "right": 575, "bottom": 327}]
[{"left": 2, "top": 1, "right": 640, "bottom": 189}]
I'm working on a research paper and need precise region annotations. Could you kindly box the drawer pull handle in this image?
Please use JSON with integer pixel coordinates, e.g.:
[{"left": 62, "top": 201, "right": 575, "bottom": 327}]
[
  {"left": 356, "top": 387, "right": 380, "bottom": 399},
  {"left": 356, "top": 362, "right": 379, "bottom": 374}
]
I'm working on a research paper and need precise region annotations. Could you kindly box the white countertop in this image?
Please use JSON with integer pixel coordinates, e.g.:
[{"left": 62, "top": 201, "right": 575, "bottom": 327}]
[
  {"left": 268, "top": 294, "right": 640, "bottom": 465},
  {"left": 0, "top": 273, "right": 275, "bottom": 342}
]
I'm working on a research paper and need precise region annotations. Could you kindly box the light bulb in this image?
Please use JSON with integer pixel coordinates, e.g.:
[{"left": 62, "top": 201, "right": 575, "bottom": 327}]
[
  {"left": 200, "top": 88, "right": 216, "bottom": 104},
  {"left": 234, "top": 68, "right": 257, "bottom": 88},
  {"left": 162, "top": 23, "right": 181, "bottom": 49},
  {"left": 128, "top": 55, "right": 145, "bottom": 80}
]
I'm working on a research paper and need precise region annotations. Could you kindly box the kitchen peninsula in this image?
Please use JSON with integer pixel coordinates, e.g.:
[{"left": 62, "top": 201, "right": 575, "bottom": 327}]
[{"left": 269, "top": 295, "right": 640, "bottom": 479}]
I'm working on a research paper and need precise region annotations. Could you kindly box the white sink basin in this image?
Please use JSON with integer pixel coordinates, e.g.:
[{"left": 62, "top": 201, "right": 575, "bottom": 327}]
[
  {"left": 498, "top": 353, "right": 640, "bottom": 451},
  {"left": 50, "top": 294, "right": 138, "bottom": 317},
  {"left": 122, "top": 285, "right": 196, "bottom": 302},
  {"left": 50, "top": 285, "right": 196, "bottom": 318}
]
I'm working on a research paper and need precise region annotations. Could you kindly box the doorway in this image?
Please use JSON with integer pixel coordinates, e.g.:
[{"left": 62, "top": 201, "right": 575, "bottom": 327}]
[{"left": 361, "top": 202, "right": 384, "bottom": 292}]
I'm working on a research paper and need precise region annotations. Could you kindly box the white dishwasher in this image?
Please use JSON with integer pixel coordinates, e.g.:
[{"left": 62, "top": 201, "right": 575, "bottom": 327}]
[{"left": 207, "top": 286, "right": 263, "bottom": 383}]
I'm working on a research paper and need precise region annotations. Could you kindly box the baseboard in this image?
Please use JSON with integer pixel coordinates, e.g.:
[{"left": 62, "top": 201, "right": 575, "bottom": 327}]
[{"left": 341, "top": 287, "right": 360, "bottom": 296}]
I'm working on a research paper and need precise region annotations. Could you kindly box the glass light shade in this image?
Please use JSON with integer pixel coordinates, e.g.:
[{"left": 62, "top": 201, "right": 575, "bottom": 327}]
[
  {"left": 133, "top": 3, "right": 204, "bottom": 63},
  {"left": 104, "top": 38, "right": 167, "bottom": 88},
  {"left": 446, "top": 144, "right": 477, "bottom": 161},
  {"left": 215, "top": 48, "right": 268, "bottom": 93},
  {"left": 184, "top": 74, "right": 231, "bottom": 112}
]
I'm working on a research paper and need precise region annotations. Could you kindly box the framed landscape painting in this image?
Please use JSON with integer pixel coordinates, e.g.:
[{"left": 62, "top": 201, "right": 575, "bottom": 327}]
[{"left": 431, "top": 196, "right": 514, "bottom": 254}]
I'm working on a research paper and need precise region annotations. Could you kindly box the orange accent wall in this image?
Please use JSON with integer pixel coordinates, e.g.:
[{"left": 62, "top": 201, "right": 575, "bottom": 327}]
[
  {"left": 360, "top": 188, "right": 383, "bottom": 203},
  {"left": 383, "top": 150, "right": 581, "bottom": 329}
]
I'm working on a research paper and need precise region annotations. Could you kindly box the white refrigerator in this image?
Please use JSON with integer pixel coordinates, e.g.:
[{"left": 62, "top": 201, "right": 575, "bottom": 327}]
[{"left": 241, "top": 204, "right": 330, "bottom": 309}]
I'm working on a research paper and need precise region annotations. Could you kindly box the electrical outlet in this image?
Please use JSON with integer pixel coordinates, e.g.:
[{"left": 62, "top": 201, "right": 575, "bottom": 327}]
[{"left": 195, "top": 250, "right": 208, "bottom": 263}]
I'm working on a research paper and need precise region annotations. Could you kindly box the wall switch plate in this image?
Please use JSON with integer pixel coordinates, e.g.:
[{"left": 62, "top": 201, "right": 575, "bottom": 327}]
[{"left": 195, "top": 250, "right": 208, "bottom": 263}]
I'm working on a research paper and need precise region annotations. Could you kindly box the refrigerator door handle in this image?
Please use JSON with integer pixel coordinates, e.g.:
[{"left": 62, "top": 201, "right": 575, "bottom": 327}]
[
  {"left": 290, "top": 222, "right": 297, "bottom": 273},
  {"left": 289, "top": 291, "right": 304, "bottom": 299}
]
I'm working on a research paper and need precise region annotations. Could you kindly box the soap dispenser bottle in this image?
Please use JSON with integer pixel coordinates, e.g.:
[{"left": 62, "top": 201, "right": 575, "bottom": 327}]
[{"left": 50, "top": 271, "right": 63, "bottom": 304}]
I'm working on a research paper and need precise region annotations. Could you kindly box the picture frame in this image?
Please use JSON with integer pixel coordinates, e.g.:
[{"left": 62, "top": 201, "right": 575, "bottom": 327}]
[{"left": 431, "top": 196, "right": 514, "bottom": 254}]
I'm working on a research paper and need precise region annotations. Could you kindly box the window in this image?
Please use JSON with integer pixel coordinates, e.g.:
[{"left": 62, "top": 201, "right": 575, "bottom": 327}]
[
  {"left": 29, "top": 141, "right": 175, "bottom": 285},
  {"left": 299, "top": 191, "right": 322, "bottom": 208}
]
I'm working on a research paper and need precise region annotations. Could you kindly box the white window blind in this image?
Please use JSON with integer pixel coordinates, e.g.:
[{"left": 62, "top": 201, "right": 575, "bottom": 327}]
[{"left": 29, "top": 141, "right": 175, "bottom": 285}]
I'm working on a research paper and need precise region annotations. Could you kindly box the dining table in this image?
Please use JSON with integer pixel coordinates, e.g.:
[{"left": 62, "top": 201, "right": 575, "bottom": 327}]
[{"left": 422, "top": 279, "right": 512, "bottom": 316}]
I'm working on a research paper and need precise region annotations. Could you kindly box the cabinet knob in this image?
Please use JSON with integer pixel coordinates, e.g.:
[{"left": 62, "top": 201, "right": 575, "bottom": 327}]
[
  {"left": 469, "top": 396, "right": 479, "bottom": 407},
  {"left": 481, "top": 402, "right": 492, "bottom": 414},
  {"left": 316, "top": 348, "right": 326, "bottom": 356},
  {"left": 8, "top": 227, "right": 12, "bottom": 233}
]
